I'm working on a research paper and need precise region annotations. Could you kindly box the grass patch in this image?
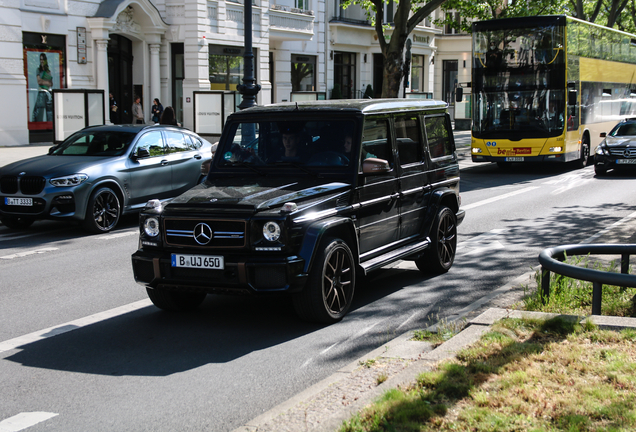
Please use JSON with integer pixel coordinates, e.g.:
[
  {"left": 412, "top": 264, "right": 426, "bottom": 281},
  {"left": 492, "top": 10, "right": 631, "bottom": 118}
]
[
  {"left": 340, "top": 317, "right": 636, "bottom": 432},
  {"left": 524, "top": 255, "right": 636, "bottom": 317}
]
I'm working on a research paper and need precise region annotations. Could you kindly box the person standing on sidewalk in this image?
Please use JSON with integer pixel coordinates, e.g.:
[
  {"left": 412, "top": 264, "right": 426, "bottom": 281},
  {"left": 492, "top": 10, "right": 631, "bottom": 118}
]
[
  {"left": 151, "top": 98, "right": 163, "bottom": 124},
  {"left": 132, "top": 96, "right": 144, "bottom": 124}
]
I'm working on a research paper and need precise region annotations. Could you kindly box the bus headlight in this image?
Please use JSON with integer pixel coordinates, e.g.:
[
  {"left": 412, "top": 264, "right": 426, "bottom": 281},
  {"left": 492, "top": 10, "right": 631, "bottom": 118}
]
[
  {"left": 549, "top": 147, "right": 563, "bottom": 152},
  {"left": 471, "top": 147, "right": 482, "bottom": 154}
]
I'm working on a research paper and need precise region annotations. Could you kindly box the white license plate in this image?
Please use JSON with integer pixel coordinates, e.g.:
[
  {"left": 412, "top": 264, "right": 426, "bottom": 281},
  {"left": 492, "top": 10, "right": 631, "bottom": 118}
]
[
  {"left": 505, "top": 157, "right": 524, "bottom": 162},
  {"left": 617, "top": 159, "right": 636, "bottom": 164},
  {"left": 171, "top": 254, "right": 224, "bottom": 269},
  {"left": 5, "top": 197, "right": 33, "bottom": 206}
]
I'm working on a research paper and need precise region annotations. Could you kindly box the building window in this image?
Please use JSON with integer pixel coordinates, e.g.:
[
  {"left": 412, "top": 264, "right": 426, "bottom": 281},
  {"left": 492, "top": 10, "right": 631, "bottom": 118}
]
[
  {"left": 23, "top": 32, "right": 66, "bottom": 135},
  {"left": 333, "top": 52, "right": 356, "bottom": 99},
  {"left": 208, "top": 45, "right": 256, "bottom": 91},
  {"left": 295, "top": 0, "right": 309, "bottom": 10},
  {"left": 445, "top": 12, "right": 461, "bottom": 34},
  {"left": 410, "top": 55, "right": 425, "bottom": 92},
  {"left": 291, "top": 55, "right": 316, "bottom": 92}
]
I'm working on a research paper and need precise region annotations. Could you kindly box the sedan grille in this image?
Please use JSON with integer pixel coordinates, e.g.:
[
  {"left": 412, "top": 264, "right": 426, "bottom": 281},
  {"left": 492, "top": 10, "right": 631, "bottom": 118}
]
[
  {"left": 164, "top": 218, "right": 246, "bottom": 248},
  {"left": 0, "top": 176, "right": 46, "bottom": 195},
  {"left": 608, "top": 147, "right": 636, "bottom": 158}
]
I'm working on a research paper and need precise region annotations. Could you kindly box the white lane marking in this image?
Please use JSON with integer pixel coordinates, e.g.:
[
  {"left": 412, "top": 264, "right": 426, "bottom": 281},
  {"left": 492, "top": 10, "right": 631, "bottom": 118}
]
[
  {"left": 0, "top": 248, "right": 59, "bottom": 260},
  {"left": 0, "top": 412, "right": 58, "bottom": 432},
  {"left": 458, "top": 229, "right": 507, "bottom": 256},
  {"left": 542, "top": 171, "right": 594, "bottom": 195},
  {"left": 461, "top": 187, "right": 539, "bottom": 211},
  {"left": 584, "top": 210, "right": 636, "bottom": 243},
  {"left": 0, "top": 299, "right": 152, "bottom": 354}
]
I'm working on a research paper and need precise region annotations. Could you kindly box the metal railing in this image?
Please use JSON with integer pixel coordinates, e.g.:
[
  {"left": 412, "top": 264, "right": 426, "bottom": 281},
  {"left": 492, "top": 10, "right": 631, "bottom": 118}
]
[{"left": 538, "top": 244, "right": 636, "bottom": 315}]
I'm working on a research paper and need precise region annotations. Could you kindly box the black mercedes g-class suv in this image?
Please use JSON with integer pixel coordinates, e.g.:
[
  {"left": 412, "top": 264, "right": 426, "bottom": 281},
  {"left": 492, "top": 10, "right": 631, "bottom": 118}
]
[{"left": 131, "top": 99, "right": 465, "bottom": 323}]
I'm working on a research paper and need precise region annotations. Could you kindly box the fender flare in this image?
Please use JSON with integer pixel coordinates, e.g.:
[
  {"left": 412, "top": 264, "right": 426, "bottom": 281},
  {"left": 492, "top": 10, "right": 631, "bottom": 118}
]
[{"left": 298, "top": 216, "right": 358, "bottom": 274}]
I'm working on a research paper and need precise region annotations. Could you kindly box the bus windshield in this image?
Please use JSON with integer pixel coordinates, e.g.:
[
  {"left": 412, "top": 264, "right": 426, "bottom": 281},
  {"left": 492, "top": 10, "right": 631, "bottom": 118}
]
[{"left": 472, "top": 23, "right": 566, "bottom": 139}]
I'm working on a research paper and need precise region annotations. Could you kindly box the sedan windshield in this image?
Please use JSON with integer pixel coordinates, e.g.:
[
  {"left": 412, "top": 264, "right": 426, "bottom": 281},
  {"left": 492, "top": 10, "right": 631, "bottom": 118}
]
[
  {"left": 609, "top": 122, "right": 636, "bottom": 137},
  {"left": 218, "top": 120, "right": 356, "bottom": 168},
  {"left": 51, "top": 131, "right": 137, "bottom": 156}
]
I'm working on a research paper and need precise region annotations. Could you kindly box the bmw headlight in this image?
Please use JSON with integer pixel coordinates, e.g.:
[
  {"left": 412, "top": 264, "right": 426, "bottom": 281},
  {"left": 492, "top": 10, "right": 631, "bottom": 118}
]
[
  {"left": 143, "top": 217, "right": 160, "bottom": 237},
  {"left": 50, "top": 173, "right": 88, "bottom": 187},
  {"left": 262, "top": 221, "right": 281, "bottom": 242}
]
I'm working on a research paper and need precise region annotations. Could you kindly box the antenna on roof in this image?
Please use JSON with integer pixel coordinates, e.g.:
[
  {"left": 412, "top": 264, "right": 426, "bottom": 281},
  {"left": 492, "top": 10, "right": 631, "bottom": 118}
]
[{"left": 295, "top": 102, "right": 299, "bottom": 110}]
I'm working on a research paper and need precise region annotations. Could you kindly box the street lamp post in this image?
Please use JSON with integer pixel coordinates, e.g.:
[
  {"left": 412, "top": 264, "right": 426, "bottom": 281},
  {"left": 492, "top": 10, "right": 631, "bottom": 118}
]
[{"left": 237, "top": 0, "right": 261, "bottom": 110}]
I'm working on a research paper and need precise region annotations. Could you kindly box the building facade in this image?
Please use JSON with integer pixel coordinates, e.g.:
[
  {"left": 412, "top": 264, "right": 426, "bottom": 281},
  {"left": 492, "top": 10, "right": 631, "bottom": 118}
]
[{"left": 0, "top": 0, "right": 471, "bottom": 146}]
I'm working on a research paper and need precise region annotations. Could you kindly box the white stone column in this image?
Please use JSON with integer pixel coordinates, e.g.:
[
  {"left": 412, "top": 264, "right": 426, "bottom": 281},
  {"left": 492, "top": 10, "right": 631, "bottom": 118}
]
[
  {"left": 149, "top": 43, "right": 162, "bottom": 109},
  {"left": 95, "top": 39, "right": 110, "bottom": 123}
]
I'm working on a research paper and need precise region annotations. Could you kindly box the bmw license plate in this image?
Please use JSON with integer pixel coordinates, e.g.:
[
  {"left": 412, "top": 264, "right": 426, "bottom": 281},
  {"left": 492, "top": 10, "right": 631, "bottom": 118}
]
[
  {"left": 5, "top": 197, "right": 33, "bottom": 206},
  {"left": 505, "top": 157, "right": 524, "bottom": 162},
  {"left": 617, "top": 159, "right": 636, "bottom": 164},
  {"left": 171, "top": 254, "right": 224, "bottom": 269}
]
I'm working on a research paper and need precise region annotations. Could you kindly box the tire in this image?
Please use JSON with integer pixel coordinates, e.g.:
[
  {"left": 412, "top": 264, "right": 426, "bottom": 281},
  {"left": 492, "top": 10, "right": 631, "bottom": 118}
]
[
  {"left": 578, "top": 139, "right": 590, "bottom": 168},
  {"left": 146, "top": 287, "right": 207, "bottom": 312},
  {"left": 83, "top": 187, "right": 121, "bottom": 233},
  {"left": 416, "top": 206, "right": 457, "bottom": 274},
  {"left": 594, "top": 164, "right": 607, "bottom": 176},
  {"left": 1, "top": 216, "right": 34, "bottom": 230},
  {"left": 293, "top": 237, "right": 356, "bottom": 324}
]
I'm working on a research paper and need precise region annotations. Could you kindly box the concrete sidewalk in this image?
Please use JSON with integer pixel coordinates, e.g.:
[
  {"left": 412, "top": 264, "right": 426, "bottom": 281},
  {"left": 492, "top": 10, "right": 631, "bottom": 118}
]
[{"left": 231, "top": 213, "right": 636, "bottom": 432}]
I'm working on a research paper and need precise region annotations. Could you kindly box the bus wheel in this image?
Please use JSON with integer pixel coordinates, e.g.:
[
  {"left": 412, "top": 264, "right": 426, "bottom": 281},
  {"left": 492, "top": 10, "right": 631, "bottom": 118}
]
[{"left": 578, "top": 139, "right": 590, "bottom": 168}]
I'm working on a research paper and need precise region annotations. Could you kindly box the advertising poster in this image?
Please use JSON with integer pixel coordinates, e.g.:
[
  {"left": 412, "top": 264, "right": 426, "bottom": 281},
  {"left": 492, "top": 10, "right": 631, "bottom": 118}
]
[{"left": 26, "top": 49, "right": 63, "bottom": 130}]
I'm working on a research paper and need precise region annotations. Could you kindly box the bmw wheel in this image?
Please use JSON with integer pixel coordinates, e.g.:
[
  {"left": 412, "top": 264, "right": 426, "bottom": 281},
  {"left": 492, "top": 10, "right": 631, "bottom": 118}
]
[
  {"left": 293, "top": 237, "right": 356, "bottom": 324},
  {"left": 83, "top": 187, "right": 121, "bottom": 233}
]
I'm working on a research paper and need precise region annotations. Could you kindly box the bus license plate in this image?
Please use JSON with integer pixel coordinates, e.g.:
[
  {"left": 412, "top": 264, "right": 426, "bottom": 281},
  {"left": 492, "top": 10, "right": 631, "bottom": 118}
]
[
  {"left": 617, "top": 159, "right": 636, "bottom": 164},
  {"left": 505, "top": 157, "right": 524, "bottom": 162},
  {"left": 171, "top": 254, "right": 224, "bottom": 269},
  {"left": 5, "top": 197, "right": 33, "bottom": 206}
]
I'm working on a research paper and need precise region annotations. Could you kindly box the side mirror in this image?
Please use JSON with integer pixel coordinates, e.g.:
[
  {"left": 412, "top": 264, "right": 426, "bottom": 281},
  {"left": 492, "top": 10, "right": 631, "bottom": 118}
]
[
  {"left": 568, "top": 90, "right": 577, "bottom": 106},
  {"left": 133, "top": 148, "right": 150, "bottom": 159},
  {"left": 362, "top": 158, "right": 390, "bottom": 175},
  {"left": 455, "top": 87, "right": 463, "bottom": 103},
  {"left": 600, "top": 132, "right": 607, "bottom": 138},
  {"left": 48, "top": 145, "right": 59, "bottom": 155}
]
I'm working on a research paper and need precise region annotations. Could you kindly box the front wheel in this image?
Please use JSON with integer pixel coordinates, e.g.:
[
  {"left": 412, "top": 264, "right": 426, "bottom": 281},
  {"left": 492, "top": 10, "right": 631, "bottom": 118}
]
[
  {"left": 594, "top": 164, "right": 607, "bottom": 176},
  {"left": 146, "top": 287, "right": 207, "bottom": 311},
  {"left": 416, "top": 206, "right": 457, "bottom": 274},
  {"left": 83, "top": 187, "right": 121, "bottom": 233},
  {"left": 293, "top": 238, "right": 355, "bottom": 324},
  {"left": 578, "top": 140, "right": 591, "bottom": 168}
]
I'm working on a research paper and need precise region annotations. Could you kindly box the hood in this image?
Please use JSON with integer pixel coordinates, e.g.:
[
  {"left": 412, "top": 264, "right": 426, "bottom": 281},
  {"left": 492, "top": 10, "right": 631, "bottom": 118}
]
[
  {"left": 604, "top": 136, "right": 636, "bottom": 147},
  {"left": 168, "top": 177, "right": 351, "bottom": 212},
  {"left": 0, "top": 155, "right": 114, "bottom": 177}
]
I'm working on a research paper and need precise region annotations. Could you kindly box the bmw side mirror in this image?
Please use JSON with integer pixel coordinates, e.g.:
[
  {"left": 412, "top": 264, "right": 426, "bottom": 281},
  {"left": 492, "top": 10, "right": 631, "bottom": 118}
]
[{"left": 134, "top": 148, "right": 150, "bottom": 159}]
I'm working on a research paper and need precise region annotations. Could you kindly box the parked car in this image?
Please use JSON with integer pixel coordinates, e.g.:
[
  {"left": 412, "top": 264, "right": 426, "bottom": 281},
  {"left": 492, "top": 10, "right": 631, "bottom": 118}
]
[
  {"left": 0, "top": 124, "right": 214, "bottom": 233},
  {"left": 594, "top": 118, "right": 636, "bottom": 176},
  {"left": 131, "top": 99, "right": 465, "bottom": 323}
]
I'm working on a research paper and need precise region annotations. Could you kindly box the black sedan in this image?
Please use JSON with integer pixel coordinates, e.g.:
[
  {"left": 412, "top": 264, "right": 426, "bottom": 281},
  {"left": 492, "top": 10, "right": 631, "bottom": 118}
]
[
  {"left": 0, "top": 124, "right": 213, "bottom": 233},
  {"left": 595, "top": 118, "right": 636, "bottom": 176}
]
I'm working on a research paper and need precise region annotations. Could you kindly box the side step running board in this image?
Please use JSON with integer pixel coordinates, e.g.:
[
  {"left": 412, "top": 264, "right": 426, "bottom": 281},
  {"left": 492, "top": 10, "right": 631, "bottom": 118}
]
[{"left": 360, "top": 238, "right": 430, "bottom": 274}]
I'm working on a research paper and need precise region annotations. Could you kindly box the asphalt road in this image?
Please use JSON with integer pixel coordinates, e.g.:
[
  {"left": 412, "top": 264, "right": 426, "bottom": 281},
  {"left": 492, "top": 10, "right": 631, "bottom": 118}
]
[{"left": 2, "top": 134, "right": 636, "bottom": 431}]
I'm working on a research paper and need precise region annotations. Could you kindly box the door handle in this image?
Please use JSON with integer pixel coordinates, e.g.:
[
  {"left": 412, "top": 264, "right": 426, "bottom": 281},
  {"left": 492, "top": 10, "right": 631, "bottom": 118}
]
[
  {"left": 161, "top": 159, "right": 169, "bottom": 166},
  {"left": 194, "top": 154, "right": 202, "bottom": 160},
  {"left": 390, "top": 193, "right": 400, "bottom": 200}
]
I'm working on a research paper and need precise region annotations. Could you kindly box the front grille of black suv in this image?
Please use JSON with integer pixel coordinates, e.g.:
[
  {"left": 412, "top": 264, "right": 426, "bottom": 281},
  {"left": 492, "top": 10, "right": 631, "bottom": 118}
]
[
  {"left": 164, "top": 218, "right": 246, "bottom": 248},
  {"left": 0, "top": 176, "right": 46, "bottom": 195}
]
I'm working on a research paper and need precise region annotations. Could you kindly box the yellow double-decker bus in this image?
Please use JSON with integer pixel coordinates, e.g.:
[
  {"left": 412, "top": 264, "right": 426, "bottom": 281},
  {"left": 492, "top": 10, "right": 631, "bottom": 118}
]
[{"left": 470, "top": 15, "right": 636, "bottom": 167}]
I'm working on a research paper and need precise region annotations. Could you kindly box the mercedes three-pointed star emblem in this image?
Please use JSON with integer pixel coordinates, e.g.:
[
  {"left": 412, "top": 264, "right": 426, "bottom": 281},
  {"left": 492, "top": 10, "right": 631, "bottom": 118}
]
[{"left": 193, "top": 223, "right": 213, "bottom": 245}]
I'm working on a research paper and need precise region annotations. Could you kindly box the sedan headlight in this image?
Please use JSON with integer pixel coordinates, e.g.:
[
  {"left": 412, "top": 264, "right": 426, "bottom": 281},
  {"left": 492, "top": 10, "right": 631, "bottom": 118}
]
[
  {"left": 50, "top": 173, "right": 88, "bottom": 187},
  {"left": 262, "top": 221, "right": 281, "bottom": 242},
  {"left": 596, "top": 144, "right": 609, "bottom": 156},
  {"left": 143, "top": 217, "right": 160, "bottom": 237}
]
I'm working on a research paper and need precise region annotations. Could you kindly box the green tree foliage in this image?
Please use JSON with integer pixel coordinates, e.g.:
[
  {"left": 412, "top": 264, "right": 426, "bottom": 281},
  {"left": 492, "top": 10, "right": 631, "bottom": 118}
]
[{"left": 340, "top": 0, "right": 447, "bottom": 97}]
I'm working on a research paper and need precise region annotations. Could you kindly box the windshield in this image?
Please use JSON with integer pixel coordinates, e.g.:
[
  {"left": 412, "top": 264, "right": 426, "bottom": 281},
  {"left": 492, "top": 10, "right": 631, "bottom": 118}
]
[
  {"left": 218, "top": 119, "right": 356, "bottom": 169},
  {"left": 52, "top": 130, "right": 136, "bottom": 156},
  {"left": 472, "top": 23, "right": 565, "bottom": 139},
  {"left": 609, "top": 122, "right": 636, "bottom": 137}
]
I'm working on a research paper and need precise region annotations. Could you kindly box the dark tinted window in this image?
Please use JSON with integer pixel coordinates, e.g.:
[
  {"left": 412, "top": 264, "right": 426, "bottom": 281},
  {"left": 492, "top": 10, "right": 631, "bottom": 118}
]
[
  {"left": 395, "top": 115, "right": 422, "bottom": 165},
  {"left": 361, "top": 118, "right": 392, "bottom": 165},
  {"left": 425, "top": 116, "right": 453, "bottom": 158}
]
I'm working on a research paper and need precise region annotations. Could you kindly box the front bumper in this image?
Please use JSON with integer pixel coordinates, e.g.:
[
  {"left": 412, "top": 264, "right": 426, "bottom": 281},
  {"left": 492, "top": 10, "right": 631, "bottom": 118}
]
[
  {"left": 594, "top": 154, "right": 636, "bottom": 170},
  {"left": 131, "top": 249, "right": 307, "bottom": 294}
]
